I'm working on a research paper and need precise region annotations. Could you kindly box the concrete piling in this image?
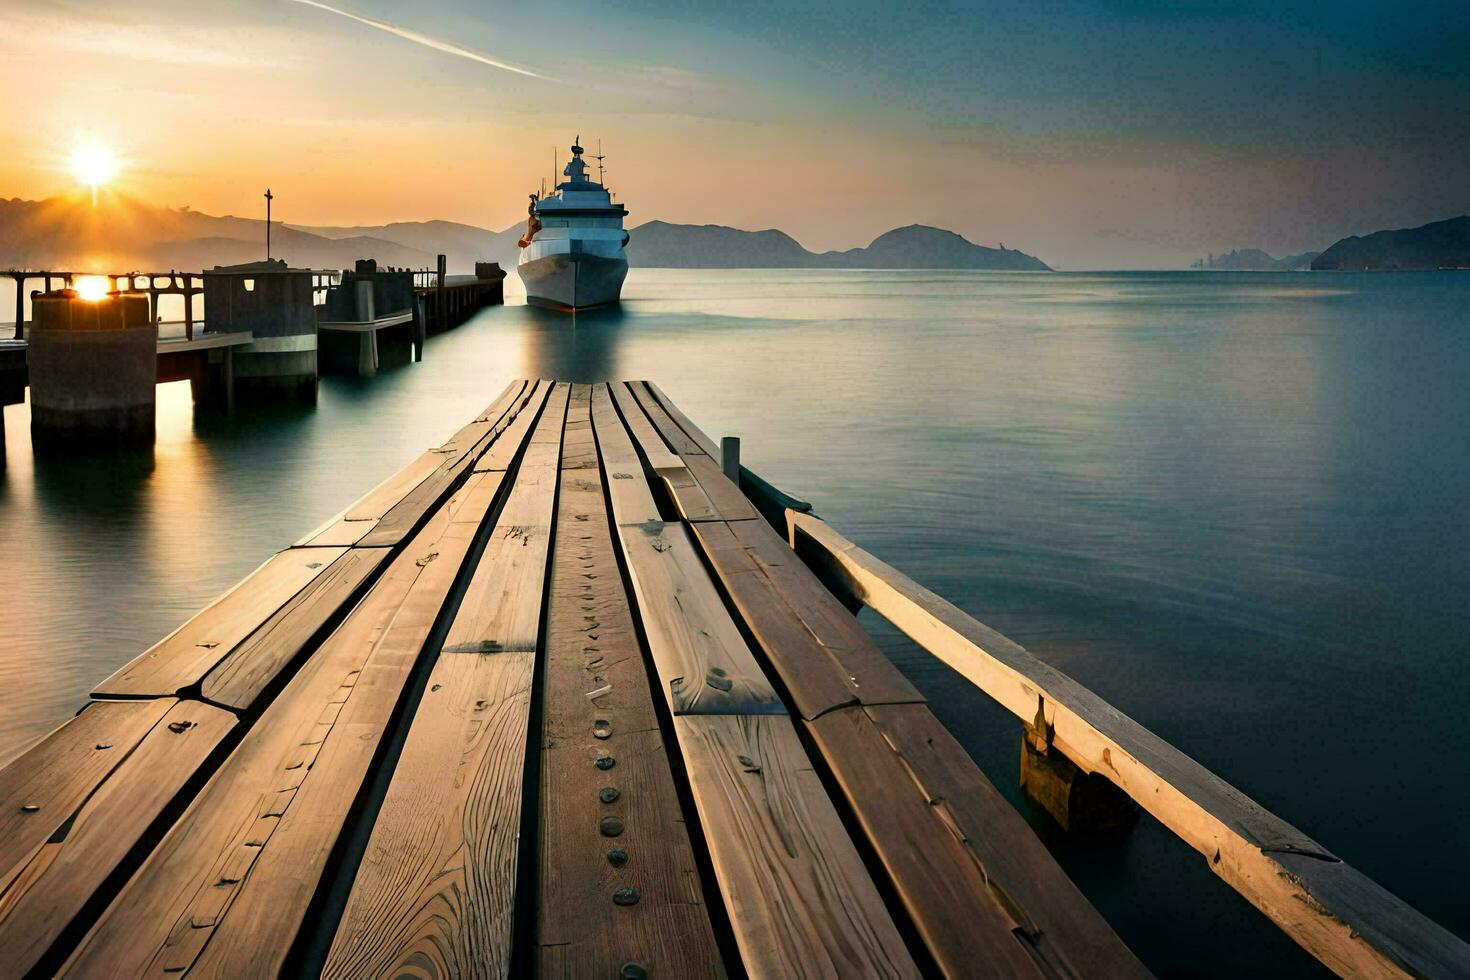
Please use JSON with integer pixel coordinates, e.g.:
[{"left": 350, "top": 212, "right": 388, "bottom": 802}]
[
  {"left": 202, "top": 260, "right": 318, "bottom": 403},
  {"left": 27, "top": 290, "right": 157, "bottom": 449}
]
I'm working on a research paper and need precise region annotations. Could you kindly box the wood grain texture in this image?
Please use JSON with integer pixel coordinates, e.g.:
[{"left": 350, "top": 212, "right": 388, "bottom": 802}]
[
  {"left": 322, "top": 651, "right": 535, "bottom": 980},
  {"left": 538, "top": 385, "right": 724, "bottom": 977},
  {"left": 200, "top": 546, "right": 390, "bottom": 710},
  {"left": 808, "top": 704, "right": 1148, "bottom": 978},
  {"left": 324, "top": 385, "right": 567, "bottom": 979},
  {"left": 673, "top": 714, "right": 918, "bottom": 979},
  {"left": 692, "top": 519, "right": 923, "bottom": 720},
  {"left": 633, "top": 380, "right": 715, "bottom": 457},
  {"left": 627, "top": 383, "right": 760, "bottom": 522},
  {"left": 637, "top": 380, "right": 721, "bottom": 457},
  {"left": 608, "top": 382, "right": 720, "bottom": 521},
  {"left": 474, "top": 379, "right": 554, "bottom": 473},
  {"left": 93, "top": 548, "right": 348, "bottom": 698},
  {"left": 62, "top": 481, "right": 503, "bottom": 979},
  {"left": 590, "top": 383, "right": 661, "bottom": 526},
  {"left": 789, "top": 510, "right": 1470, "bottom": 978},
  {"left": 0, "top": 699, "right": 175, "bottom": 895},
  {"left": 0, "top": 701, "right": 235, "bottom": 977},
  {"left": 294, "top": 382, "right": 527, "bottom": 549},
  {"left": 616, "top": 521, "right": 784, "bottom": 716}
]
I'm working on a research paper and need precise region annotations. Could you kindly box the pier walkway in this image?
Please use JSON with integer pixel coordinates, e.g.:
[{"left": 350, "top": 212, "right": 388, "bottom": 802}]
[{"left": 0, "top": 381, "right": 1465, "bottom": 977}]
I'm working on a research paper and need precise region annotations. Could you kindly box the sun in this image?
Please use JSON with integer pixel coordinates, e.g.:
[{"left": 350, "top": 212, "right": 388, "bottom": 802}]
[
  {"left": 70, "top": 141, "right": 118, "bottom": 199},
  {"left": 73, "top": 275, "right": 111, "bottom": 302}
]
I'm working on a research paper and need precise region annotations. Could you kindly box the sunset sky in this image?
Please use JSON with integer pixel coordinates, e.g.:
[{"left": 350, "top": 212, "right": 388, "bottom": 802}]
[{"left": 2, "top": 0, "right": 1466, "bottom": 268}]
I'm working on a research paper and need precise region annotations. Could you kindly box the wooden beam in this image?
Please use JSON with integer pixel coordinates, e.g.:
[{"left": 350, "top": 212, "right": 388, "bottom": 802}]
[
  {"left": 691, "top": 519, "right": 923, "bottom": 720},
  {"left": 0, "top": 701, "right": 235, "bottom": 977},
  {"left": 91, "top": 547, "right": 348, "bottom": 699},
  {"left": 616, "top": 521, "right": 783, "bottom": 717},
  {"left": 199, "top": 547, "right": 390, "bottom": 710},
  {"left": 537, "top": 384, "right": 724, "bottom": 976},
  {"left": 475, "top": 379, "right": 554, "bottom": 473},
  {"left": 589, "top": 383, "right": 661, "bottom": 526},
  {"left": 62, "top": 473, "right": 511, "bottom": 977},
  {"left": 323, "top": 387, "right": 568, "bottom": 978},
  {"left": 787, "top": 510, "right": 1470, "bottom": 979},
  {"left": 0, "top": 699, "right": 175, "bottom": 895},
  {"left": 674, "top": 713, "right": 918, "bottom": 978},
  {"left": 621, "top": 383, "right": 760, "bottom": 523},
  {"left": 609, "top": 382, "right": 720, "bottom": 522},
  {"left": 808, "top": 703, "right": 1148, "bottom": 978},
  {"left": 632, "top": 380, "right": 716, "bottom": 457}
]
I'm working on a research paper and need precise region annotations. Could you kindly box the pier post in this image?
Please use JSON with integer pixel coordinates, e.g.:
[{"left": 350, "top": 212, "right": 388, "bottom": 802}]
[
  {"left": 412, "top": 294, "right": 426, "bottom": 361},
  {"left": 28, "top": 290, "right": 157, "bottom": 449},
  {"left": 11, "top": 275, "right": 23, "bottom": 340},
  {"left": 721, "top": 436, "right": 741, "bottom": 482},
  {"left": 1019, "top": 715, "right": 1138, "bottom": 836}
]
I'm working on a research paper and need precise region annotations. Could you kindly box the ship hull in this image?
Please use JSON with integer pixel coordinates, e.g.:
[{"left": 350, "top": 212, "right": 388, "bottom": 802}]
[{"left": 518, "top": 250, "right": 628, "bottom": 311}]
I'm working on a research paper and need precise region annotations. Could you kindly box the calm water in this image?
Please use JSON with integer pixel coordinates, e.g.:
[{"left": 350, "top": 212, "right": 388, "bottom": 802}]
[{"left": 2, "top": 270, "right": 1467, "bottom": 974}]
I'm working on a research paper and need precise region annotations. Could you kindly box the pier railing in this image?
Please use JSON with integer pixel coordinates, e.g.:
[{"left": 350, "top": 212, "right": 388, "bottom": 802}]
[{"left": 783, "top": 508, "right": 1470, "bottom": 978}]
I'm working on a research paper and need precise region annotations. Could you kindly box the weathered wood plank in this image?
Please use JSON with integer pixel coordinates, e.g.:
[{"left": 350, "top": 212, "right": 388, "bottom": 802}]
[
  {"left": 294, "top": 381, "right": 528, "bottom": 549},
  {"left": 200, "top": 546, "right": 390, "bottom": 710},
  {"left": 617, "top": 521, "right": 784, "bottom": 716},
  {"left": 538, "top": 385, "right": 724, "bottom": 977},
  {"left": 359, "top": 380, "right": 541, "bottom": 548},
  {"left": 673, "top": 713, "right": 918, "bottom": 978},
  {"left": 809, "top": 703, "right": 1148, "bottom": 978},
  {"left": 0, "top": 699, "right": 175, "bottom": 895},
  {"left": 638, "top": 380, "right": 720, "bottom": 457},
  {"left": 633, "top": 380, "right": 714, "bottom": 457},
  {"left": 692, "top": 519, "right": 923, "bottom": 719},
  {"left": 62, "top": 475, "right": 507, "bottom": 978},
  {"left": 590, "top": 383, "right": 661, "bottom": 526},
  {"left": 788, "top": 510, "right": 1470, "bottom": 979},
  {"left": 474, "top": 378, "right": 554, "bottom": 473},
  {"left": 93, "top": 548, "right": 348, "bottom": 699},
  {"left": 626, "top": 382, "right": 761, "bottom": 522},
  {"left": 0, "top": 701, "right": 235, "bottom": 977},
  {"left": 609, "top": 382, "right": 720, "bottom": 521},
  {"left": 323, "top": 388, "right": 568, "bottom": 978}
]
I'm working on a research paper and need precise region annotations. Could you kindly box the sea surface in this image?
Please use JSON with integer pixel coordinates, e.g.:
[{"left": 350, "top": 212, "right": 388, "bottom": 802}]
[{"left": 2, "top": 269, "right": 1467, "bottom": 974}]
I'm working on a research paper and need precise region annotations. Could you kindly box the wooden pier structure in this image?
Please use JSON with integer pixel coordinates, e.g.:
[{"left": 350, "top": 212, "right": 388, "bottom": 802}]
[{"left": 0, "top": 380, "right": 1465, "bottom": 977}]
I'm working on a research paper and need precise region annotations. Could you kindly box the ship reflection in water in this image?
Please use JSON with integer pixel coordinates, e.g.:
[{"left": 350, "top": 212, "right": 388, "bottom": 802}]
[{"left": 2, "top": 269, "right": 1470, "bottom": 975}]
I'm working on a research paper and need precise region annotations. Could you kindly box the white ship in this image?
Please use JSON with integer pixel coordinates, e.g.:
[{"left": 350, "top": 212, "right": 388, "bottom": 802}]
[{"left": 517, "top": 138, "right": 629, "bottom": 310}]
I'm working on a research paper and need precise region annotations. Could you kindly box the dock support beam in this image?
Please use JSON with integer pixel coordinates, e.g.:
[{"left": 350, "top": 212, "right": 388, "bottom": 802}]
[
  {"left": 1019, "top": 718, "right": 1138, "bottom": 836},
  {"left": 721, "top": 436, "right": 740, "bottom": 482}
]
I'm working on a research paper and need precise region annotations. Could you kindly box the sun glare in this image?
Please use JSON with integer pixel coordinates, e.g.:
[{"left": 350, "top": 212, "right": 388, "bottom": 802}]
[
  {"left": 74, "top": 275, "right": 110, "bottom": 302},
  {"left": 70, "top": 141, "right": 118, "bottom": 196}
]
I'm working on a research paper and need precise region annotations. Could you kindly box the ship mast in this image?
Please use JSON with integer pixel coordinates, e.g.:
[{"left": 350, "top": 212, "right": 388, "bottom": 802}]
[{"left": 596, "top": 139, "right": 606, "bottom": 186}]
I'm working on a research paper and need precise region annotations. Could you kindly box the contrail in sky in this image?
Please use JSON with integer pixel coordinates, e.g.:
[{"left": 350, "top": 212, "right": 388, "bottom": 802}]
[{"left": 285, "top": 0, "right": 553, "bottom": 81}]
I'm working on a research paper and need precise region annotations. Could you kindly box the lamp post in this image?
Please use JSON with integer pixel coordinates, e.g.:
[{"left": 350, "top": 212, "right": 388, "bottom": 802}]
[{"left": 264, "top": 188, "right": 273, "bottom": 260}]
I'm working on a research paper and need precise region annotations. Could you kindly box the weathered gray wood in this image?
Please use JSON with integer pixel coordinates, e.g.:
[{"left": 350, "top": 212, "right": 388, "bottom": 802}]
[
  {"left": 609, "top": 382, "right": 720, "bottom": 521},
  {"left": 62, "top": 475, "right": 507, "bottom": 978},
  {"left": 788, "top": 510, "right": 1470, "bottom": 979},
  {"left": 538, "top": 385, "right": 724, "bottom": 977},
  {"left": 0, "top": 701, "right": 235, "bottom": 977},
  {"left": 360, "top": 381, "right": 543, "bottom": 547},
  {"left": 323, "top": 388, "right": 568, "bottom": 978},
  {"left": 809, "top": 703, "right": 1149, "bottom": 978},
  {"left": 92, "top": 548, "right": 349, "bottom": 699},
  {"left": 617, "top": 521, "right": 784, "bottom": 716},
  {"left": 674, "top": 713, "right": 918, "bottom": 978},
  {"left": 200, "top": 546, "right": 390, "bottom": 709},
  {"left": 692, "top": 519, "right": 923, "bottom": 719},
  {"left": 590, "top": 383, "right": 661, "bottom": 526},
  {"left": 0, "top": 699, "right": 175, "bottom": 896},
  {"left": 634, "top": 380, "right": 717, "bottom": 456},
  {"left": 474, "top": 378, "right": 554, "bottom": 473},
  {"left": 619, "top": 382, "right": 761, "bottom": 522}
]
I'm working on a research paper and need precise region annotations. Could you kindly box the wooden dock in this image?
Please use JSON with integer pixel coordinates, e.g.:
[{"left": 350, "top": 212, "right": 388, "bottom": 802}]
[{"left": 1, "top": 380, "right": 1466, "bottom": 977}]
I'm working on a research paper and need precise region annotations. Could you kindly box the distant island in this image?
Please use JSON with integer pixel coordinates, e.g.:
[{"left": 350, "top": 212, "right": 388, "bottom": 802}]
[
  {"left": 1196, "top": 215, "right": 1470, "bottom": 273},
  {"left": 0, "top": 194, "right": 1051, "bottom": 273},
  {"left": 1190, "top": 248, "right": 1319, "bottom": 272},
  {"left": 1310, "top": 215, "right": 1470, "bottom": 271}
]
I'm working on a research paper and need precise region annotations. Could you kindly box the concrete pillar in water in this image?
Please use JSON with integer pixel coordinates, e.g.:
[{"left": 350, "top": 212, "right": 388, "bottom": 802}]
[
  {"left": 202, "top": 260, "right": 317, "bottom": 403},
  {"left": 28, "top": 290, "right": 157, "bottom": 449}
]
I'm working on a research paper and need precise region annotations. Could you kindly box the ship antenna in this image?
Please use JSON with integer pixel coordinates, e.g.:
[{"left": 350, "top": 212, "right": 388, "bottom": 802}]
[{"left": 596, "top": 139, "right": 606, "bottom": 185}]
